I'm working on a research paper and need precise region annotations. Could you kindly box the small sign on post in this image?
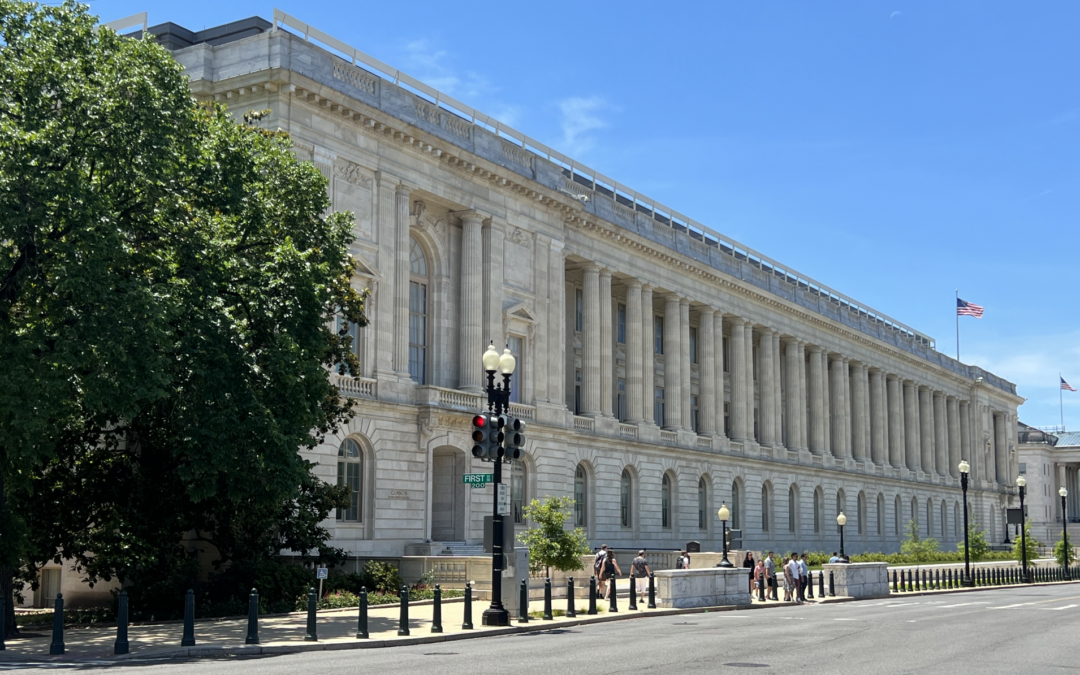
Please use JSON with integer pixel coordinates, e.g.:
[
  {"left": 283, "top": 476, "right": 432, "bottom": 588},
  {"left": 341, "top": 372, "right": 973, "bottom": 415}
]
[
  {"left": 317, "top": 567, "right": 328, "bottom": 599},
  {"left": 463, "top": 473, "right": 494, "bottom": 488},
  {"left": 497, "top": 483, "right": 510, "bottom": 516}
]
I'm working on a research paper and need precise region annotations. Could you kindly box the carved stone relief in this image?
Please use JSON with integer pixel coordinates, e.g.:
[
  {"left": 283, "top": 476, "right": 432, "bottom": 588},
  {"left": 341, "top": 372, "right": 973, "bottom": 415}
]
[{"left": 332, "top": 161, "right": 374, "bottom": 241}]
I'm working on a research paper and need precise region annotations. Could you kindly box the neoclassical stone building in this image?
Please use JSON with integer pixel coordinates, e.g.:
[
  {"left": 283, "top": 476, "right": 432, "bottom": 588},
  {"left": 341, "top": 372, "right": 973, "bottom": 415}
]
[{"left": 155, "top": 13, "right": 1022, "bottom": 559}]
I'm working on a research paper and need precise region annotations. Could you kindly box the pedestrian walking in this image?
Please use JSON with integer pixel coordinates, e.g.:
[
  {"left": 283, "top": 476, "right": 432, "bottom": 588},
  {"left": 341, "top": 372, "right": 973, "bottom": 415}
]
[
  {"left": 795, "top": 552, "right": 807, "bottom": 603},
  {"left": 764, "top": 551, "right": 778, "bottom": 601},
  {"left": 743, "top": 551, "right": 756, "bottom": 593},
  {"left": 676, "top": 550, "right": 690, "bottom": 570},
  {"left": 602, "top": 547, "right": 622, "bottom": 598},
  {"left": 787, "top": 554, "right": 803, "bottom": 604},
  {"left": 828, "top": 551, "right": 840, "bottom": 564},
  {"left": 782, "top": 555, "right": 793, "bottom": 602},
  {"left": 754, "top": 558, "right": 765, "bottom": 600},
  {"left": 631, "top": 550, "right": 652, "bottom": 605}
]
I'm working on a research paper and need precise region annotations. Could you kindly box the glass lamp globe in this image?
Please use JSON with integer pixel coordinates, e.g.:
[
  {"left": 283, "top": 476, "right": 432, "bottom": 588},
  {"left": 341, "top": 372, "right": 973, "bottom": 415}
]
[
  {"left": 958, "top": 459, "right": 970, "bottom": 475},
  {"left": 1060, "top": 487, "right": 1069, "bottom": 498},
  {"left": 836, "top": 511, "right": 847, "bottom": 527},
  {"left": 718, "top": 504, "right": 730, "bottom": 522},
  {"left": 482, "top": 342, "right": 501, "bottom": 372},
  {"left": 1016, "top": 476, "right": 1026, "bottom": 488},
  {"left": 499, "top": 346, "right": 516, "bottom": 374}
]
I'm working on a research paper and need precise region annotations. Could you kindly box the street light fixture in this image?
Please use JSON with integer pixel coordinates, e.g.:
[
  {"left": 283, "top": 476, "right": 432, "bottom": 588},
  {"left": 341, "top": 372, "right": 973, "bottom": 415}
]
[
  {"left": 1060, "top": 486, "right": 1070, "bottom": 580},
  {"left": 836, "top": 512, "right": 849, "bottom": 563},
  {"left": 481, "top": 341, "right": 516, "bottom": 627},
  {"left": 959, "top": 459, "right": 974, "bottom": 587},
  {"left": 1017, "top": 476, "right": 1029, "bottom": 583},
  {"left": 716, "top": 504, "right": 733, "bottom": 568}
]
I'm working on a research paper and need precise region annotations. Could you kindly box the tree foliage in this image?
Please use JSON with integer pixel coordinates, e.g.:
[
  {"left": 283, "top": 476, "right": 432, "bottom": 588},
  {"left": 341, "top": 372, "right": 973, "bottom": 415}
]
[
  {"left": 1053, "top": 531, "right": 1073, "bottom": 568},
  {"left": 1012, "top": 521, "right": 1041, "bottom": 567},
  {"left": 517, "top": 496, "right": 591, "bottom": 577},
  {"left": 957, "top": 524, "right": 990, "bottom": 562},
  {"left": 900, "top": 519, "right": 940, "bottom": 563},
  {"left": 0, "top": 0, "right": 366, "bottom": 625}
]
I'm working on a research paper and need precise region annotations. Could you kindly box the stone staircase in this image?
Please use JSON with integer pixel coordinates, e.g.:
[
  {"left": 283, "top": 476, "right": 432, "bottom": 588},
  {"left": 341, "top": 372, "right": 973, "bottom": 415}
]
[{"left": 436, "top": 541, "right": 486, "bottom": 557}]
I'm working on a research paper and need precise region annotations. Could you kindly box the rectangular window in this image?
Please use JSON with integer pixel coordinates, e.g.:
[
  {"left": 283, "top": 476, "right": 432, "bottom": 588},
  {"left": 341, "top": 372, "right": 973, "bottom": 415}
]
[
  {"left": 617, "top": 378, "right": 627, "bottom": 421},
  {"left": 752, "top": 344, "right": 758, "bottom": 381},
  {"left": 753, "top": 408, "right": 759, "bottom": 441},
  {"left": 1019, "top": 462, "right": 1026, "bottom": 475},
  {"left": 336, "top": 315, "right": 361, "bottom": 374},
  {"left": 574, "top": 369, "right": 582, "bottom": 415},
  {"left": 617, "top": 303, "right": 627, "bottom": 344},
  {"left": 689, "top": 327, "right": 698, "bottom": 364},
  {"left": 654, "top": 387, "right": 665, "bottom": 424},
  {"left": 654, "top": 315, "right": 664, "bottom": 354},
  {"left": 575, "top": 288, "right": 583, "bottom": 332},
  {"left": 691, "top": 395, "right": 699, "bottom": 432},
  {"left": 408, "top": 281, "right": 427, "bottom": 384},
  {"left": 336, "top": 461, "right": 362, "bottom": 522},
  {"left": 724, "top": 402, "right": 730, "bottom": 436},
  {"left": 723, "top": 336, "right": 730, "bottom": 373},
  {"left": 507, "top": 335, "right": 523, "bottom": 404}
]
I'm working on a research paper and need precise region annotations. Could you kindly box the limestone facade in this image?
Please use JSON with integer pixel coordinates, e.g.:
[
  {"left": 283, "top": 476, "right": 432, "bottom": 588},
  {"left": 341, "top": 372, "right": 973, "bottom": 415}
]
[{"left": 159, "top": 16, "right": 1023, "bottom": 559}]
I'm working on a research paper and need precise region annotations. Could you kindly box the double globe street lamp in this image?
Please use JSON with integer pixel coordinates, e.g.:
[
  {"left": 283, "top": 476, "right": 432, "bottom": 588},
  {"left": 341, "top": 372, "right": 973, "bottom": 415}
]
[
  {"left": 1017, "top": 476, "right": 1029, "bottom": 583},
  {"left": 959, "top": 459, "right": 974, "bottom": 587},
  {"left": 1060, "top": 486, "right": 1070, "bottom": 581},
  {"left": 481, "top": 341, "right": 515, "bottom": 627},
  {"left": 836, "top": 512, "right": 849, "bottom": 563},
  {"left": 716, "top": 504, "right": 733, "bottom": 567}
]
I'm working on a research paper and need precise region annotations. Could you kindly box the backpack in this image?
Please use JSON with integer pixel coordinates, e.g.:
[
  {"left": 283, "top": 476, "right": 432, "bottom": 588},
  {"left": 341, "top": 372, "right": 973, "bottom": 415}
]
[
  {"left": 604, "top": 554, "right": 616, "bottom": 574},
  {"left": 675, "top": 557, "right": 684, "bottom": 570},
  {"left": 594, "top": 551, "right": 606, "bottom": 573}
]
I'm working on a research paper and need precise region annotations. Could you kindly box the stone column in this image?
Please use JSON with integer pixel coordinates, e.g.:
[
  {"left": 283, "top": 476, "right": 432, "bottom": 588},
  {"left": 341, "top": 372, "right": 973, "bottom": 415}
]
[
  {"left": 808, "top": 346, "right": 825, "bottom": 454},
  {"left": 919, "top": 386, "right": 934, "bottom": 474},
  {"left": 681, "top": 298, "right": 692, "bottom": 431},
  {"left": 641, "top": 285, "right": 655, "bottom": 425},
  {"left": 959, "top": 400, "right": 970, "bottom": 472},
  {"left": 548, "top": 241, "right": 566, "bottom": 406},
  {"left": 830, "top": 356, "right": 848, "bottom": 458},
  {"left": 374, "top": 173, "right": 397, "bottom": 379},
  {"left": 731, "top": 318, "right": 748, "bottom": 441},
  {"left": 772, "top": 333, "right": 783, "bottom": 447},
  {"left": 599, "top": 269, "right": 613, "bottom": 417},
  {"left": 869, "top": 369, "right": 885, "bottom": 465},
  {"left": 714, "top": 313, "right": 727, "bottom": 439},
  {"left": 934, "top": 392, "right": 948, "bottom": 476},
  {"left": 744, "top": 322, "right": 756, "bottom": 440},
  {"left": 887, "top": 375, "right": 903, "bottom": 468},
  {"left": 625, "top": 281, "right": 644, "bottom": 423},
  {"left": 699, "top": 309, "right": 717, "bottom": 436},
  {"left": 663, "top": 294, "right": 682, "bottom": 430},
  {"left": 994, "top": 412, "right": 1008, "bottom": 484},
  {"left": 581, "top": 264, "right": 601, "bottom": 416},
  {"left": 820, "top": 351, "right": 831, "bottom": 454},
  {"left": 784, "top": 340, "right": 800, "bottom": 449},
  {"left": 903, "top": 381, "right": 920, "bottom": 472},
  {"left": 393, "top": 183, "right": 413, "bottom": 378},
  {"left": 852, "top": 363, "right": 868, "bottom": 462},
  {"left": 458, "top": 211, "right": 484, "bottom": 391},
  {"left": 798, "top": 342, "right": 808, "bottom": 450},
  {"left": 947, "top": 396, "right": 960, "bottom": 478},
  {"left": 481, "top": 217, "right": 505, "bottom": 359},
  {"left": 760, "top": 329, "right": 776, "bottom": 446}
]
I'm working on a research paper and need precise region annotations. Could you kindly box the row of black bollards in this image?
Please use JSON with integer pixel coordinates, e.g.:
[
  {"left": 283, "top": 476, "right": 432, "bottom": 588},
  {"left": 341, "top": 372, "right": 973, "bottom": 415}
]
[{"left": 567, "top": 577, "right": 577, "bottom": 617}]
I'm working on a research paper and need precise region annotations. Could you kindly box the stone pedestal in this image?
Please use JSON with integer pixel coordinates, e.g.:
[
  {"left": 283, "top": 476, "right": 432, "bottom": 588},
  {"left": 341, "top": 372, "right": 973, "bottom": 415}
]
[
  {"left": 823, "top": 562, "right": 889, "bottom": 598},
  {"left": 652, "top": 567, "right": 750, "bottom": 608}
]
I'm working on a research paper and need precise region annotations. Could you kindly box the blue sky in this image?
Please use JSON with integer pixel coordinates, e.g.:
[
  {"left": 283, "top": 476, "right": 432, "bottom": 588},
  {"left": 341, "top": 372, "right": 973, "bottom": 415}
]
[{"left": 94, "top": 1, "right": 1079, "bottom": 427}]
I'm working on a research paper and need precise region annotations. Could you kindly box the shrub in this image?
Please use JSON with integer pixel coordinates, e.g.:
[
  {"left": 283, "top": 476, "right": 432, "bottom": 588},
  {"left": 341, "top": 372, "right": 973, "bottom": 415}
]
[
  {"left": 957, "top": 525, "right": 990, "bottom": 562},
  {"left": 1013, "top": 522, "right": 1041, "bottom": 565},
  {"left": 901, "top": 520, "right": 940, "bottom": 562},
  {"left": 1054, "top": 531, "right": 1073, "bottom": 568}
]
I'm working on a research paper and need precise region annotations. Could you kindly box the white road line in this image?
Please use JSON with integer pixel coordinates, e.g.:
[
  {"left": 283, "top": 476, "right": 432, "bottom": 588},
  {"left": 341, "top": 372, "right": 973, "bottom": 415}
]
[
  {"left": 1039, "top": 604, "right": 1078, "bottom": 611},
  {"left": 939, "top": 601, "right": 990, "bottom": 608},
  {"left": 990, "top": 603, "right": 1035, "bottom": 609}
]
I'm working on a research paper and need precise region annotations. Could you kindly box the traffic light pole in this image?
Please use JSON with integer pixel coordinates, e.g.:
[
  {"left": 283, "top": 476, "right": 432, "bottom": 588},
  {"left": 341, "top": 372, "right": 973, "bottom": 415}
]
[{"left": 482, "top": 369, "right": 511, "bottom": 627}]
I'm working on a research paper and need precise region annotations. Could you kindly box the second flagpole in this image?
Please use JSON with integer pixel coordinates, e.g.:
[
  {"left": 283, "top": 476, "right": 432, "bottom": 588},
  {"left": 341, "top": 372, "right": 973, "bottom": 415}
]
[{"left": 956, "top": 289, "right": 960, "bottom": 361}]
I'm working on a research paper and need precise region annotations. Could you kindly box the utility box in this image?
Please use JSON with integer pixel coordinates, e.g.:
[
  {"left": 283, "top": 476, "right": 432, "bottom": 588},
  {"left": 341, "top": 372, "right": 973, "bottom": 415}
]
[{"left": 686, "top": 541, "right": 701, "bottom": 553}]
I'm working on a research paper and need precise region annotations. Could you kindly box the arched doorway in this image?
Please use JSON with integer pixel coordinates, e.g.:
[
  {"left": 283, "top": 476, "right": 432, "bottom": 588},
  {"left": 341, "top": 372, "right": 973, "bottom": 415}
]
[{"left": 432, "top": 447, "right": 466, "bottom": 541}]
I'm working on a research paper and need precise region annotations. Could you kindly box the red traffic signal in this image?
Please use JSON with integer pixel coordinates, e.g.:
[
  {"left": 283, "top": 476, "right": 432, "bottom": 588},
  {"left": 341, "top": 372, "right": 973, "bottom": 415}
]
[{"left": 472, "top": 414, "right": 487, "bottom": 428}]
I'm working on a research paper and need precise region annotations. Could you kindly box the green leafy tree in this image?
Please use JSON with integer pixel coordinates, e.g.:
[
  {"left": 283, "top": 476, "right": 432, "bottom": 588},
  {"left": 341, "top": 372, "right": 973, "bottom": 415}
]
[
  {"left": 1053, "top": 531, "right": 1073, "bottom": 568},
  {"left": 0, "top": 0, "right": 366, "bottom": 625},
  {"left": 1012, "top": 522, "right": 1041, "bottom": 568},
  {"left": 957, "top": 524, "right": 990, "bottom": 562},
  {"left": 900, "top": 520, "right": 940, "bottom": 563},
  {"left": 517, "top": 496, "right": 591, "bottom": 577}
]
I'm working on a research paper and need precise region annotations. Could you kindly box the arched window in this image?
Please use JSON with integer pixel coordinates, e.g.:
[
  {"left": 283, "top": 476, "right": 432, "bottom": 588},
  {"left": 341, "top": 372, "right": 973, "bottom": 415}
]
[
  {"left": 877, "top": 493, "right": 885, "bottom": 536},
  {"left": 814, "top": 488, "right": 823, "bottom": 533},
  {"left": 511, "top": 460, "right": 527, "bottom": 525},
  {"left": 337, "top": 439, "right": 363, "bottom": 522},
  {"left": 698, "top": 477, "right": 708, "bottom": 530},
  {"left": 836, "top": 489, "right": 846, "bottom": 534},
  {"left": 788, "top": 485, "right": 797, "bottom": 533},
  {"left": 661, "top": 474, "right": 672, "bottom": 530},
  {"left": 857, "top": 492, "right": 867, "bottom": 535},
  {"left": 408, "top": 238, "right": 428, "bottom": 384},
  {"left": 574, "top": 464, "right": 588, "bottom": 528},
  {"left": 761, "top": 483, "right": 771, "bottom": 532},
  {"left": 895, "top": 495, "right": 902, "bottom": 536},
  {"left": 941, "top": 501, "right": 947, "bottom": 538},
  {"left": 621, "top": 470, "right": 632, "bottom": 528},
  {"left": 731, "top": 481, "right": 742, "bottom": 529}
]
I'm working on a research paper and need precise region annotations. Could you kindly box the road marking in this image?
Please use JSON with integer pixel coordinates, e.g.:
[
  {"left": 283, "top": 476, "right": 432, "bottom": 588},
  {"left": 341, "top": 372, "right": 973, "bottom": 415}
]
[
  {"left": 1039, "top": 604, "right": 1078, "bottom": 611},
  {"left": 990, "top": 603, "right": 1035, "bottom": 609},
  {"left": 939, "top": 601, "right": 990, "bottom": 608},
  {"left": 834, "top": 618, "right": 857, "bottom": 621},
  {"left": 884, "top": 602, "right": 918, "bottom": 607}
]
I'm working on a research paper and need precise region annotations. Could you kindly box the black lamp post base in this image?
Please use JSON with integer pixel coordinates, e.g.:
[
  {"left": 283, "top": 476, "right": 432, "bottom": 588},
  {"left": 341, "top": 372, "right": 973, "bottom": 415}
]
[
  {"left": 716, "top": 558, "right": 734, "bottom": 568},
  {"left": 961, "top": 578, "right": 975, "bottom": 588},
  {"left": 481, "top": 608, "right": 510, "bottom": 626}
]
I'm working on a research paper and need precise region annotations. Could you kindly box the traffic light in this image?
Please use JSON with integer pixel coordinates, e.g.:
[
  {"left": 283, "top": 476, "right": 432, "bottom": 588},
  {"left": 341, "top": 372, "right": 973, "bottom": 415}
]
[
  {"left": 471, "top": 413, "right": 490, "bottom": 459},
  {"left": 504, "top": 416, "right": 526, "bottom": 460}
]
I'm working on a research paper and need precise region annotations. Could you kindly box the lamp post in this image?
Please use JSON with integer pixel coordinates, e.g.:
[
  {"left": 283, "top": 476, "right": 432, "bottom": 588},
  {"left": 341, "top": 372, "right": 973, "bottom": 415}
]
[
  {"left": 716, "top": 504, "right": 733, "bottom": 567},
  {"left": 836, "top": 512, "right": 849, "bottom": 563},
  {"left": 1060, "top": 486, "right": 1070, "bottom": 581},
  {"left": 1017, "top": 476, "right": 1029, "bottom": 583},
  {"left": 481, "top": 342, "right": 515, "bottom": 627},
  {"left": 959, "top": 459, "right": 974, "bottom": 587}
]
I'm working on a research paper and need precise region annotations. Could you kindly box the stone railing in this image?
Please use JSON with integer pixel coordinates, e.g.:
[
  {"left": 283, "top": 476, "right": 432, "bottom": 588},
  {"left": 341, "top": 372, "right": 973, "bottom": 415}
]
[
  {"left": 573, "top": 416, "right": 595, "bottom": 432},
  {"left": 620, "top": 424, "right": 638, "bottom": 439},
  {"left": 660, "top": 431, "right": 678, "bottom": 445},
  {"left": 329, "top": 373, "right": 377, "bottom": 399},
  {"left": 508, "top": 402, "right": 535, "bottom": 420},
  {"left": 436, "top": 387, "right": 484, "bottom": 410},
  {"left": 696, "top": 436, "right": 713, "bottom": 450}
]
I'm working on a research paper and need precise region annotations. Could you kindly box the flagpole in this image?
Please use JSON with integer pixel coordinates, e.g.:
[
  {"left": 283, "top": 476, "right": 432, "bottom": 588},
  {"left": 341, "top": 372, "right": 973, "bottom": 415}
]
[
  {"left": 955, "top": 289, "right": 960, "bottom": 361},
  {"left": 1062, "top": 373, "right": 1065, "bottom": 431}
]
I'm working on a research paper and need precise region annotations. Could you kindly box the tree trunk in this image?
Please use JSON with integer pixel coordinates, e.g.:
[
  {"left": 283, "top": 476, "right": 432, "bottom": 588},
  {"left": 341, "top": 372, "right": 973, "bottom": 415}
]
[{"left": 0, "top": 465, "right": 20, "bottom": 639}]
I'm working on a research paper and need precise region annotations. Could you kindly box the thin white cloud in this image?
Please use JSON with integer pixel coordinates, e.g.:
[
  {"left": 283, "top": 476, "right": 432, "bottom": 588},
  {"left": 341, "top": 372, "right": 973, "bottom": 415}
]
[
  {"left": 557, "top": 96, "right": 611, "bottom": 155},
  {"left": 890, "top": 10, "right": 902, "bottom": 19},
  {"left": 401, "top": 39, "right": 493, "bottom": 101}
]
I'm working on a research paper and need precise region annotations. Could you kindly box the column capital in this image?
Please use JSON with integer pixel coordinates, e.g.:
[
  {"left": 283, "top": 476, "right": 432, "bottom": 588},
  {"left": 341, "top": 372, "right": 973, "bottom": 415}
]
[
  {"left": 394, "top": 180, "right": 416, "bottom": 195},
  {"left": 626, "top": 278, "right": 643, "bottom": 291},
  {"left": 599, "top": 267, "right": 612, "bottom": 278},
  {"left": 454, "top": 208, "right": 488, "bottom": 223},
  {"left": 808, "top": 344, "right": 823, "bottom": 355},
  {"left": 699, "top": 306, "right": 716, "bottom": 318},
  {"left": 641, "top": 282, "right": 654, "bottom": 293},
  {"left": 946, "top": 394, "right": 958, "bottom": 402},
  {"left": 679, "top": 296, "right": 690, "bottom": 308},
  {"left": 918, "top": 383, "right": 930, "bottom": 393},
  {"left": 549, "top": 238, "right": 566, "bottom": 254},
  {"left": 581, "top": 262, "right": 601, "bottom": 274},
  {"left": 730, "top": 316, "right": 747, "bottom": 328}
]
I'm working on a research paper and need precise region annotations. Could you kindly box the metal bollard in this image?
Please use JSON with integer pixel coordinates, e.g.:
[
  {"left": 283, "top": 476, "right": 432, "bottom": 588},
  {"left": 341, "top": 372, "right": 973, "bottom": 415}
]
[
  {"left": 907, "top": 570, "right": 913, "bottom": 592},
  {"left": 431, "top": 584, "right": 443, "bottom": 633},
  {"left": 609, "top": 576, "right": 619, "bottom": 612},
  {"left": 543, "top": 577, "right": 553, "bottom": 620},
  {"left": 398, "top": 585, "right": 410, "bottom": 636},
  {"left": 357, "top": 587, "right": 369, "bottom": 639},
  {"left": 648, "top": 573, "right": 656, "bottom": 609},
  {"left": 245, "top": 588, "right": 259, "bottom": 645},
  {"left": 49, "top": 593, "right": 65, "bottom": 655},
  {"left": 519, "top": 579, "right": 530, "bottom": 623},
  {"left": 628, "top": 574, "right": 637, "bottom": 610},
  {"left": 566, "top": 577, "right": 576, "bottom": 618},
  {"left": 828, "top": 571, "right": 835, "bottom": 597},
  {"left": 892, "top": 570, "right": 898, "bottom": 593},
  {"left": 114, "top": 591, "right": 130, "bottom": 655},
  {"left": 182, "top": 589, "right": 196, "bottom": 646},
  {"left": 305, "top": 587, "right": 318, "bottom": 641},
  {"left": 922, "top": 570, "right": 927, "bottom": 591},
  {"left": 819, "top": 571, "right": 826, "bottom": 597},
  {"left": 758, "top": 576, "right": 766, "bottom": 602},
  {"left": 935, "top": 570, "right": 941, "bottom": 590},
  {"left": 588, "top": 576, "right": 597, "bottom": 615},
  {"left": 807, "top": 571, "right": 814, "bottom": 599},
  {"left": 462, "top": 581, "right": 474, "bottom": 629}
]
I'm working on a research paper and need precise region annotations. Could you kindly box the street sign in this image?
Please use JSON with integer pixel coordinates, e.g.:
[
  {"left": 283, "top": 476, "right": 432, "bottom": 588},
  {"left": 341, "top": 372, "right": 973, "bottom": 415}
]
[
  {"left": 497, "top": 483, "right": 510, "bottom": 516},
  {"left": 463, "top": 473, "right": 493, "bottom": 488},
  {"left": 316, "top": 567, "right": 328, "bottom": 580}
]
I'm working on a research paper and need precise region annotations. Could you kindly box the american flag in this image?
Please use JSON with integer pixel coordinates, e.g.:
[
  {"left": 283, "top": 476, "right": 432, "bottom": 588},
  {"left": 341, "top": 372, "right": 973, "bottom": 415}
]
[
  {"left": 1063, "top": 377, "right": 1077, "bottom": 392},
  {"left": 957, "top": 298, "right": 984, "bottom": 318}
]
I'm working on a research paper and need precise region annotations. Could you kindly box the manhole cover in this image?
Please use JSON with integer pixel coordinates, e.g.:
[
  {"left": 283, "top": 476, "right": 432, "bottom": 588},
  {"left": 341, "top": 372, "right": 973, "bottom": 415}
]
[
  {"left": 723, "top": 664, "right": 770, "bottom": 668},
  {"left": 422, "top": 652, "right": 458, "bottom": 656}
]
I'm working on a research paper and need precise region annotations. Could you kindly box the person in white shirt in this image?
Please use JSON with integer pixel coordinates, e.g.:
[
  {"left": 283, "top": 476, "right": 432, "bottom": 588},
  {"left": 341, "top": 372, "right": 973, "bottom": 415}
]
[
  {"left": 788, "top": 554, "right": 804, "bottom": 604},
  {"left": 797, "top": 553, "right": 809, "bottom": 602}
]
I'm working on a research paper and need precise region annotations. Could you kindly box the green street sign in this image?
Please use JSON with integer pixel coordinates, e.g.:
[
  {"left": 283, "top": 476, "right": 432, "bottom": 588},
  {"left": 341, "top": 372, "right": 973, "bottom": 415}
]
[{"left": 463, "top": 473, "right": 493, "bottom": 488}]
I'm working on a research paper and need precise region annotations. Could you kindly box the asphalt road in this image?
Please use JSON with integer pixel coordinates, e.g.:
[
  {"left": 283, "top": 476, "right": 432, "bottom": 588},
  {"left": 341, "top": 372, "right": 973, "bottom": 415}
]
[{"left": 7, "top": 584, "right": 1080, "bottom": 674}]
